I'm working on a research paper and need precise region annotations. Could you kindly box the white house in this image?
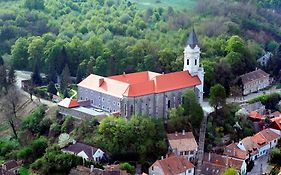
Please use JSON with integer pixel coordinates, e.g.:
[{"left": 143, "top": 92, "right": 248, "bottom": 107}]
[
  {"left": 62, "top": 141, "right": 105, "bottom": 162},
  {"left": 167, "top": 130, "right": 198, "bottom": 161},
  {"left": 237, "top": 128, "right": 281, "bottom": 160}
]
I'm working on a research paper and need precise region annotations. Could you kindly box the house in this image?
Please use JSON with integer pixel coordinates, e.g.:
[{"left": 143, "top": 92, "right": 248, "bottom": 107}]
[
  {"left": 269, "top": 116, "right": 281, "bottom": 130},
  {"left": 166, "top": 130, "right": 198, "bottom": 161},
  {"left": 74, "top": 29, "right": 204, "bottom": 119},
  {"left": 237, "top": 128, "right": 281, "bottom": 160},
  {"left": 223, "top": 143, "right": 248, "bottom": 160},
  {"left": 149, "top": 154, "right": 194, "bottom": 175},
  {"left": 249, "top": 111, "right": 263, "bottom": 121},
  {"left": 62, "top": 141, "right": 105, "bottom": 162},
  {"left": 257, "top": 52, "right": 272, "bottom": 67},
  {"left": 239, "top": 69, "right": 270, "bottom": 95},
  {"left": 201, "top": 153, "right": 247, "bottom": 175},
  {"left": 58, "top": 98, "right": 107, "bottom": 120},
  {"left": 241, "top": 101, "right": 266, "bottom": 114},
  {"left": 69, "top": 165, "right": 128, "bottom": 175},
  {"left": 0, "top": 160, "right": 20, "bottom": 175}
]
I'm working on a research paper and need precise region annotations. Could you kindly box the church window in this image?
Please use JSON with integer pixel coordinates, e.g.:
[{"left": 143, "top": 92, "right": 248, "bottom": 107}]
[
  {"left": 187, "top": 59, "right": 189, "bottom": 65},
  {"left": 195, "top": 59, "right": 197, "bottom": 65},
  {"left": 168, "top": 100, "right": 171, "bottom": 109}
]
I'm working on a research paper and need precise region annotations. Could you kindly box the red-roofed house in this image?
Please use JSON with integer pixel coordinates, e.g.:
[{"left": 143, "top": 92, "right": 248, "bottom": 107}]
[
  {"left": 76, "top": 29, "right": 204, "bottom": 118},
  {"left": 149, "top": 154, "right": 194, "bottom": 175},
  {"left": 249, "top": 111, "right": 263, "bottom": 121},
  {"left": 269, "top": 116, "right": 281, "bottom": 130},
  {"left": 201, "top": 153, "right": 247, "bottom": 175},
  {"left": 167, "top": 130, "right": 198, "bottom": 161},
  {"left": 237, "top": 128, "right": 281, "bottom": 160}
]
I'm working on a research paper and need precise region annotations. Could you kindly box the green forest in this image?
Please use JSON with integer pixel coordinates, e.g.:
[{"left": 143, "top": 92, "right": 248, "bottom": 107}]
[{"left": 1, "top": 0, "right": 281, "bottom": 94}]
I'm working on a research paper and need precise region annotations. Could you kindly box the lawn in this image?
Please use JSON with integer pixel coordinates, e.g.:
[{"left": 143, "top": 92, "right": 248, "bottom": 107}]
[{"left": 130, "top": 0, "right": 196, "bottom": 10}]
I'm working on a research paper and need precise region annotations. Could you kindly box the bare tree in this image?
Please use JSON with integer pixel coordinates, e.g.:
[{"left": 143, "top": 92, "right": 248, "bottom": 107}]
[{"left": 0, "top": 85, "right": 20, "bottom": 139}]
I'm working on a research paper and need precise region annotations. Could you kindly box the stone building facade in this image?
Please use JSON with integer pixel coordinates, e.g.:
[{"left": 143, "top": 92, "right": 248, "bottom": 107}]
[
  {"left": 77, "top": 29, "right": 204, "bottom": 119},
  {"left": 240, "top": 69, "right": 270, "bottom": 95}
]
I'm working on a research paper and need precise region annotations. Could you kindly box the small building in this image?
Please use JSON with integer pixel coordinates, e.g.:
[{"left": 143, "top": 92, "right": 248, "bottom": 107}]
[
  {"left": 269, "top": 116, "right": 281, "bottom": 130},
  {"left": 149, "top": 154, "right": 194, "bottom": 175},
  {"left": 239, "top": 69, "right": 270, "bottom": 95},
  {"left": 58, "top": 98, "right": 107, "bottom": 120},
  {"left": 62, "top": 141, "right": 105, "bottom": 162},
  {"left": 167, "top": 131, "right": 198, "bottom": 161},
  {"left": 257, "top": 52, "right": 272, "bottom": 67},
  {"left": 240, "top": 101, "right": 266, "bottom": 114},
  {"left": 0, "top": 160, "right": 20, "bottom": 175},
  {"left": 201, "top": 153, "right": 247, "bottom": 175}
]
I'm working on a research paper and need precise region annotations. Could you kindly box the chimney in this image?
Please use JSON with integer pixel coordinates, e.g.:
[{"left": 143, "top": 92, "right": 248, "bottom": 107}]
[
  {"left": 123, "top": 72, "right": 126, "bottom": 75},
  {"left": 182, "top": 130, "right": 185, "bottom": 135},
  {"left": 208, "top": 152, "right": 211, "bottom": 161},
  {"left": 99, "top": 78, "right": 104, "bottom": 87},
  {"left": 90, "top": 165, "right": 94, "bottom": 172},
  {"left": 161, "top": 156, "right": 164, "bottom": 160},
  {"left": 175, "top": 131, "right": 178, "bottom": 136},
  {"left": 166, "top": 154, "right": 168, "bottom": 158}
]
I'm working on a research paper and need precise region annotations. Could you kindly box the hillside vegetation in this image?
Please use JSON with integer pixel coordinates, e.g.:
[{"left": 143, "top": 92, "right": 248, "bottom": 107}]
[{"left": 0, "top": 0, "right": 281, "bottom": 93}]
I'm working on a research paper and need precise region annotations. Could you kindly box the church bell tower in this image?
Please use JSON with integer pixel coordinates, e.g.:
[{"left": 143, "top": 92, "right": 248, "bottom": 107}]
[{"left": 184, "top": 28, "right": 204, "bottom": 104}]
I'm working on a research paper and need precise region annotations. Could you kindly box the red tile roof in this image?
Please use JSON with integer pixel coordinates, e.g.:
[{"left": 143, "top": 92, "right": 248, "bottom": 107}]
[
  {"left": 258, "top": 128, "right": 280, "bottom": 142},
  {"left": 152, "top": 155, "right": 194, "bottom": 175},
  {"left": 224, "top": 143, "right": 247, "bottom": 160},
  {"left": 270, "top": 116, "right": 281, "bottom": 130},
  {"left": 167, "top": 131, "right": 198, "bottom": 152},
  {"left": 58, "top": 98, "right": 79, "bottom": 108},
  {"left": 202, "top": 153, "right": 244, "bottom": 175},
  {"left": 78, "top": 71, "right": 201, "bottom": 97},
  {"left": 249, "top": 111, "right": 263, "bottom": 120},
  {"left": 271, "top": 111, "right": 281, "bottom": 118}
]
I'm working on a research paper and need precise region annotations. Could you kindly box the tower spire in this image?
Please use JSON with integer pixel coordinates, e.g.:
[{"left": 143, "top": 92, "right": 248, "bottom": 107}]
[{"left": 187, "top": 28, "right": 198, "bottom": 49}]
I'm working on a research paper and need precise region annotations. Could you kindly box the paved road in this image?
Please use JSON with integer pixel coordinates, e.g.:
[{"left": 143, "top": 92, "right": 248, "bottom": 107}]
[
  {"left": 227, "top": 86, "right": 281, "bottom": 104},
  {"left": 15, "top": 70, "right": 55, "bottom": 107},
  {"left": 248, "top": 154, "right": 272, "bottom": 175}
]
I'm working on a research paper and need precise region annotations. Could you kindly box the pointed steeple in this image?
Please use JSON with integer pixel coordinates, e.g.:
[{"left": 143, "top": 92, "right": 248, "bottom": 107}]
[{"left": 187, "top": 28, "right": 198, "bottom": 49}]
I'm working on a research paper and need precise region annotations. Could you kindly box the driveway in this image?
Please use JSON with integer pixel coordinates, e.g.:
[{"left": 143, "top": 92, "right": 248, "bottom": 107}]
[{"left": 248, "top": 154, "right": 272, "bottom": 175}]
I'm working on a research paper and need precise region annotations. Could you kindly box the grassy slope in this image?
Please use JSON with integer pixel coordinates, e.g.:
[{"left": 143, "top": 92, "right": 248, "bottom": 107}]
[{"left": 130, "top": 0, "right": 196, "bottom": 10}]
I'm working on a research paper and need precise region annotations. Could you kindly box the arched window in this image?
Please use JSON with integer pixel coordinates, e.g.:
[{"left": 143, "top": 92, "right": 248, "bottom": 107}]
[
  {"left": 130, "top": 105, "right": 134, "bottom": 115},
  {"left": 187, "top": 59, "right": 189, "bottom": 65},
  {"left": 195, "top": 59, "right": 197, "bottom": 66},
  {"left": 168, "top": 100, "right": 171, "bottom": 109}
]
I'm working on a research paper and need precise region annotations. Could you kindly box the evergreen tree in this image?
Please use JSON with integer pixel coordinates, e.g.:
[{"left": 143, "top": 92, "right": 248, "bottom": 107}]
[
  {"left": 60, "top": 64, "right": 70, "bottom": 92},
  {"left": 56, "top": 47, "right": 68, "bottom": 75},
  {"left": 0, "top": 56, "right": 4, "bottom": 66},
  {"left": 47, "top": 64, "right": 57, "bottom": 83},
  {"left": 7, "top": 66, "right": 16, "bottom": 85},
  {"left": 31, "top": 62, "right": 42, "bottom": 85},
  {"left": 0, "top": 65, "right": 7, "bottom": 89},
  {"left": 47, "top": 81, "right": 57, "bottom": 95},
  {"left": 63, "top": 89, "right": 69, "bottom": 98},
  {"left": 76, "top": 64, "right": 85, "bottom": 83}
]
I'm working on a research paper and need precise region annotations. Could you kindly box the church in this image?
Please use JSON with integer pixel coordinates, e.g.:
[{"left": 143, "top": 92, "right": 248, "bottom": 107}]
[{"left": 77, "top": 29, "right": 204, "bottom": 118}]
